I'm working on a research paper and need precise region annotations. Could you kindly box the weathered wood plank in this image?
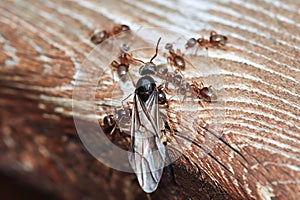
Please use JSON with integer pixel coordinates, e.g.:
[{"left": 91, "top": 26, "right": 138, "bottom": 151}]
[{"left": 0, "top": 0, "right": 299, "bottom": 199}]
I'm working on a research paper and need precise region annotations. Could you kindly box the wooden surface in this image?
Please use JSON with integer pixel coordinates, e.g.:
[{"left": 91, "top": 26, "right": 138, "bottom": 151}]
[{"left": 0, "top": 0, "right": 299, "bottom": 199}]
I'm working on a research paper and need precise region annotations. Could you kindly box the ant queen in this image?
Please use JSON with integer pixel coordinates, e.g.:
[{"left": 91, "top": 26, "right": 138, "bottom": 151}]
[{"left": 73, "top": 27, "right": 226, "bottom": 194}]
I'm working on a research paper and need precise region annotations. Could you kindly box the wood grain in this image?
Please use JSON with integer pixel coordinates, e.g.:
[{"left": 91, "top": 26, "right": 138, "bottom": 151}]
[{"left": 0, "top": 0, "right": 299, "bottom": 199}]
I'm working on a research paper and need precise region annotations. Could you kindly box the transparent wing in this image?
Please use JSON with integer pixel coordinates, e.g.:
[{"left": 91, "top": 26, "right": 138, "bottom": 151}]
[{"left": 128, "top": 91, "right": 166, "bottom": 193}]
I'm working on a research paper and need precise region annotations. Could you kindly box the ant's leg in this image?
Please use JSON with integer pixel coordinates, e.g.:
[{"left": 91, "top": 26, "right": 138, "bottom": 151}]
[
  {"left": 195, "top": 45, "right": 200, "bottom": 55},
  {"left": 199, "top": 81, "right": 205, "bottom": 88},
  {"left": 199, "top": 99, "right": 205, "bottom": 108},
  {"left": 146, "top": 194, "right": 152, "bottom": 200},
  {"left": 110, "top": 61, "right": 119, "bottom": 81},
  {"left": 167, "top": 56, "right": 174, "bottom": 67},
  {"left": 109, "top": 124, "right": 117, "bottom": 136},
  {"left": 127, "top": 71, "right": 136, "bottom": 87}
]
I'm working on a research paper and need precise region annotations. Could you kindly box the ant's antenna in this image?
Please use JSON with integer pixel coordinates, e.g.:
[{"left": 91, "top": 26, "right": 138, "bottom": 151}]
[
  {"left": 132, "top": 57, "right": 145, "bottom": 64},
  {"left": 150, "top": 37, "right": 161, "bottom": 63},
  {"left": 132, "top": 37, "right": 162, "bottom": 64}
]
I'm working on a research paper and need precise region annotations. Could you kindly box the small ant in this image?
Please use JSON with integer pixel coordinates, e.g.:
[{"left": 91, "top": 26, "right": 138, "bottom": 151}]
[
  {"left": 190, "top": 81, "right": 218, "bottom": 103},
  {"left": 185, "top": 31, "right": 228, "bottom": 51},
  {"left": 90, "top": 24, "right": 130, "bottom": 45},
  {"left": 164, "top": 43, "right": 186, "bottom": 70},
  {"left": 164, "top": 71, "right": 184, "bottom": 95},
  {"left": 102, "top": 106, "right": 132, "bottom": 135},
  {"left": 110, "top": 44, "right": 135, "bottom": 81}
]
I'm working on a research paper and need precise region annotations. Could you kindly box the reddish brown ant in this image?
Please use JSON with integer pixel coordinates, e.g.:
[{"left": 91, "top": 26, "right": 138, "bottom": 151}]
[
  {"left": 110, "top": 44, "right": 135, "bottom": 81},
  {"left": 164, "top": 43, "right": 186, "bottom": 70},
  {"left": 190, "top": 81, "right": 217, "bottom": 103},
  {"left": 101, "top": 103, "right": 132, "bottom": 135},
  {"left": 164, "top": 42, "right": 197, "bottom": 72},
  {"left": 90, "top": 24, "right": 130, "bottom": 45},
  {"left": 209, "top": 31, "right": 228, "bottom": 47},
  {"left": 185, "top": 31, "right": 228, "bottom": 51}
]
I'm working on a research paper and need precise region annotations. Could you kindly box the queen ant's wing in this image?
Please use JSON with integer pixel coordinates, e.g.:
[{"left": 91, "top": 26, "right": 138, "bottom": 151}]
[{"left": 128, "top": 91, "right": 166, "bottom": 193}]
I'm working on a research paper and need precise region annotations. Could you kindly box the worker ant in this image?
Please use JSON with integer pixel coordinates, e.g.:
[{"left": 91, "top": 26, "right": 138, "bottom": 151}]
[
  {"left": 190, "top": 81, "right": 218, "bottom": 103},
  {"left": 164, "top": 43, "right": 186, "bottom": 70},
  {"left": 90, "top": 24, "right": 130, "bottom": 45},
  {"left": 185, "top": 31, "right": 228, "bottom": 51},
  {"left": 110, "top": 44, "right": 139, "bottom": 82},
  {"left": 102, "top": 106, "right": 132, "bottom": 135}
]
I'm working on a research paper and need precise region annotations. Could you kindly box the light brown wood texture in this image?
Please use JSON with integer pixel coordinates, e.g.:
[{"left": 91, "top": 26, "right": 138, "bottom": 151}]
[{"left": 0, "top": 0, "right": 299, "bottom": 199}]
